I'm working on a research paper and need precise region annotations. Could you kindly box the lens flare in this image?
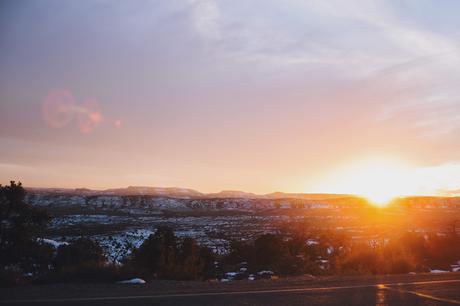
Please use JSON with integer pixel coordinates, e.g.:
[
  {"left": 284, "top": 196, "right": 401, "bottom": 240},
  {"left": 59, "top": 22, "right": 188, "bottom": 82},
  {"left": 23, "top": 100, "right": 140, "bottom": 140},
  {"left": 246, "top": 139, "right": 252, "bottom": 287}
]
[
  {"left": 42, "top": 89, "right": 122, "bottom": 134},
  {"left": 77, "top": 98, "right": 102, "bottom": 133}
]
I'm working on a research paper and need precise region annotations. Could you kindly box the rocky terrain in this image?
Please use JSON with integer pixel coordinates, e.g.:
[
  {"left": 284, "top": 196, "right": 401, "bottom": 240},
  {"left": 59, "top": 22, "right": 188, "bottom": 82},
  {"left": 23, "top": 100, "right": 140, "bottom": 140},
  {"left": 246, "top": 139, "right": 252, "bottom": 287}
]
[{"left": 26, "top": 187, "right": 460, "bottom": 262}]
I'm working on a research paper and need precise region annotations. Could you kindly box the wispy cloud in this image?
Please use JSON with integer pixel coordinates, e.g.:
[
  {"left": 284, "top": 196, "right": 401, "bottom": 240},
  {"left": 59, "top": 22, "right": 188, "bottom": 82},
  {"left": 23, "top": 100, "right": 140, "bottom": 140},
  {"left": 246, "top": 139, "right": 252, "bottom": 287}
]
[
  {"left": 188, "top": 0, "right": 221, "bottom": 41},
  {"left": 2, "top": 0, "right": 460, "bottom": 191}
]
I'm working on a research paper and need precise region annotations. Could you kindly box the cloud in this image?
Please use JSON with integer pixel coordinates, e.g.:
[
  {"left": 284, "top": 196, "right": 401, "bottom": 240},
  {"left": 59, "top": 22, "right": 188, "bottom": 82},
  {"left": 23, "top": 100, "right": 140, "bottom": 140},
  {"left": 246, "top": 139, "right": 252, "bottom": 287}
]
[
  {"left": 178, "top": 0, "right": 458, "bottom": 82},
  {"left": 2, "top": 0, "right": 460, "bottom": 191},
  {"left": 283, "top": 0, "right": 460, "bottom": 137},
  {"left": 188, "top": 0, "right": 221, "bottom": 41}
]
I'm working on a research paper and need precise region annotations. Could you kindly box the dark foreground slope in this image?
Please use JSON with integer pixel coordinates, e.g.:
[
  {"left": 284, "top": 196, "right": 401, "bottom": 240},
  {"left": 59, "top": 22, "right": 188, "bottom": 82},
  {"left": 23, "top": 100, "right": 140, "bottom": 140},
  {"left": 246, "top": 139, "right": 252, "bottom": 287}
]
[{"left": 2, "top": 273, "right": 460, "bottom": 306}]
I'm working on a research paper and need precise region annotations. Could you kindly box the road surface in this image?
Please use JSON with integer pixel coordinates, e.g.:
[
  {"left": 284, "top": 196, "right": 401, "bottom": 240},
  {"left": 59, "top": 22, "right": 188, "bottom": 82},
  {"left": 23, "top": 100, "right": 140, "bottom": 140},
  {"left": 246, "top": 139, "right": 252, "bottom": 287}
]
[{"left": 1, "top": 273, "right": 460, "bottom": 305}]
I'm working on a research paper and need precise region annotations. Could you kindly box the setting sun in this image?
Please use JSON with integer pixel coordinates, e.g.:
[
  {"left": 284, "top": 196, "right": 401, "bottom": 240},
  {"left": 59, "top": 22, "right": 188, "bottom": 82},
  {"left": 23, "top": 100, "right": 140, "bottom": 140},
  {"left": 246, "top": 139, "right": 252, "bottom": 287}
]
[
  {"left": 316, "top": 159, "right": 416, "bottom": 207},
  {"left": 349, "top": 160, "right": 411, "bottom": 206}
]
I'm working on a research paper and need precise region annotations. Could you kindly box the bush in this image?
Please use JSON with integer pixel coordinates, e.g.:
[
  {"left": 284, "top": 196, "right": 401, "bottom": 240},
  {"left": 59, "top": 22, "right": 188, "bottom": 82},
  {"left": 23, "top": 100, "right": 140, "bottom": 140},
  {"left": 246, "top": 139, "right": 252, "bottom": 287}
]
[
  {"left": 0, "top": 181, "right": 50, "bottom": 273},
  {"left": 339, "top": 245, "right": 380, "bottom": 275},
  {"left": 224, "top": 234, "right": 319, "bottom": 276},
  {"left": 54, "top": 237, "right": 106, "bottom": 271},
  {"left": 129, "top": 226, "right": 216, "bottom": 280},
  {"left": 131, "top": 226, "right": 178, "bottom": 278}
]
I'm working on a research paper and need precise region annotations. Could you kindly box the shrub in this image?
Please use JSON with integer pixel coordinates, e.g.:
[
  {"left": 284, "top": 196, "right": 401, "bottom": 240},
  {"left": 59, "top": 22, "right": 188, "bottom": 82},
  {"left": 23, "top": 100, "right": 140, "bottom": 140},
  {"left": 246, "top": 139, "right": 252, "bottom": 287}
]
[
  {"left": 130, "top": 226, "right": 216, "bottom": 280},
  {"left": 0, "top": 181, "right": 50, "bottom": 273},
  {"left": 54, "top": 237, "right": 106, "bottom": 271}
]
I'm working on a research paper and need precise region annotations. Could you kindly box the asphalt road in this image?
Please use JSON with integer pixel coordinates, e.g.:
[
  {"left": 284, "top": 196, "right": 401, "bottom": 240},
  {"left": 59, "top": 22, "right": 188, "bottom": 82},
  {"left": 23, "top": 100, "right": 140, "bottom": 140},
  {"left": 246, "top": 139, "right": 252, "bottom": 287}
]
[{"left": 2, "top": 274, "right": 460, "bottom": 306}]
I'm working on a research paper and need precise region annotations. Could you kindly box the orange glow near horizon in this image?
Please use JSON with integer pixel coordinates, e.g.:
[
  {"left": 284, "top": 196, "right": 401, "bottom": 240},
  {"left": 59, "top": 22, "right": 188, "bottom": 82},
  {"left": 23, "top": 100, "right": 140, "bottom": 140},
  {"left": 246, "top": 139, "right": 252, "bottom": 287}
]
[
  {"left": 314, "top": 158, "right": 419, "bottom": 207},
  {"left": 3, "top": 1, "right": 460, "bottom": 200}
]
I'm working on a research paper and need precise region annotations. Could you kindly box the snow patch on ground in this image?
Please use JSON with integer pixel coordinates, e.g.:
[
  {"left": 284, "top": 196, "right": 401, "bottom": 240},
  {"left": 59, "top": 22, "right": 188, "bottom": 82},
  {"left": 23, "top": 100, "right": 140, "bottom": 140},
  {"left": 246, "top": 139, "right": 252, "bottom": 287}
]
[
  {"left": 117, "top": 278, "right": 146, "bottom": 284},
  {"left": 430, "top": 269, "right": 449, "bottom": 273},
  {"left": 38, "top": 238, "right": 68, "bottom": 248}
]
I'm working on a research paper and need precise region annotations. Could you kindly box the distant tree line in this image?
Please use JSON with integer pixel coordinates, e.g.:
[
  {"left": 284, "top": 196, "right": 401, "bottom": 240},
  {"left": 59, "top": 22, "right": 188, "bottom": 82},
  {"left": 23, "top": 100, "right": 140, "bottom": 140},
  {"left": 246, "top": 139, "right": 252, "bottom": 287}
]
[{"left": 1, "top": 181, "right": 460, "bottom": 286}]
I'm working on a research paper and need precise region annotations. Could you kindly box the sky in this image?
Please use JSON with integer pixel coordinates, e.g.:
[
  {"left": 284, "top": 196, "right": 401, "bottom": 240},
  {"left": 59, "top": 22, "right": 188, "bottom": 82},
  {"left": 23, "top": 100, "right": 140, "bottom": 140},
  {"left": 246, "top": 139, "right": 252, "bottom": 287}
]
[{"left": 1, "top": 0, "right": 460, "bottom": 196}]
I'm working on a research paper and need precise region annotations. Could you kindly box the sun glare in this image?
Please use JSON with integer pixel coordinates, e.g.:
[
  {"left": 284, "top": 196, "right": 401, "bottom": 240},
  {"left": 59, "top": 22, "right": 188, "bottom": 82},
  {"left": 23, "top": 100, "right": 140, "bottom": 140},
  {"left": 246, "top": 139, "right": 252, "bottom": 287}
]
[{"left": 317, "top": 159, "right": 417, "bottom": 207}]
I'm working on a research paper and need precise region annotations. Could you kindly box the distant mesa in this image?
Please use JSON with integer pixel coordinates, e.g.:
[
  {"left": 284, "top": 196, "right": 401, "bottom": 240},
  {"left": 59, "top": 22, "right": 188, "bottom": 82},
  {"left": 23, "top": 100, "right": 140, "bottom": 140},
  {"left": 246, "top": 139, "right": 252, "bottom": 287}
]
[
  {"left": 264, "top": 192, "right": 352, "bottom": 200},
  {"left": 104, "top": 186, "right": 205, "bottom": 198},
  {"left": 207, "top": 190, "right": 259, "bottom": 198},
  {"left": 26, "top": 186, "right": 355, "bottom": 200}
]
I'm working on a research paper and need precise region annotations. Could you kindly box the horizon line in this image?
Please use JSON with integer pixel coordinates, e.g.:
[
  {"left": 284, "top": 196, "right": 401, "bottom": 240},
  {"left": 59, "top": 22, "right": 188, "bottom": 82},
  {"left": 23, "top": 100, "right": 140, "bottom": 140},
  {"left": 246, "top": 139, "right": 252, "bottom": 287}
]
[{"left": 19, "top": 183, "right": 459, "bottom": 199}]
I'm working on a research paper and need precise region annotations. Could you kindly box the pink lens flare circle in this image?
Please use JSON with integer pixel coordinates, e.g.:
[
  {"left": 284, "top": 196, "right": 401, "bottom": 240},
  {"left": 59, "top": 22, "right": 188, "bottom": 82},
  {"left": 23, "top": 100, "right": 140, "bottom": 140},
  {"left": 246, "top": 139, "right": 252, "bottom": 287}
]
[
  {"left": 77, "top": 98, "right": 103, "bottom": 133},
  {"left": 42, "top": 89, "right": 75, "bottom": 128}
]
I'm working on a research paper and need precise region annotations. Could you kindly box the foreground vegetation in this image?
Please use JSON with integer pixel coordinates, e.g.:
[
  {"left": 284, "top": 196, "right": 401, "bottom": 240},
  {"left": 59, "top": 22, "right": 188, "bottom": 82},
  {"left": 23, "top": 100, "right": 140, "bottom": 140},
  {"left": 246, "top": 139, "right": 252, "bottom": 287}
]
[{"left": 1, "top": 182, "right": 460, "bottom": 286}]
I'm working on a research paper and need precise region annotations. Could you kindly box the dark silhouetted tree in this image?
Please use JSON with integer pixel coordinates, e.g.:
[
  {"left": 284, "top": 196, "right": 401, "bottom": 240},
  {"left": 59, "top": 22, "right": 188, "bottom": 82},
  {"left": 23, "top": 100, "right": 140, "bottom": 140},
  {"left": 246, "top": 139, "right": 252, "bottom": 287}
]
[
  {"left": 0, "top": 181, "right": 50, "bottom": 272},
  {"left": 176, "top": 237, "right": 216, "bottom": 280},
  {"left": 54, "top": 237, "right": 106, "bottom": 270},
  {"left": 252, "top": 234, "right": 286, "bottom": 272},
  {"left": 131, "top": 227, "right": 216, "bottom": 280},
  {"left": 131, "top": 226, "right": 178, "bottom": 278},
  {"left": 177, "top": 237, "right": 203, "bottom": 279}
]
